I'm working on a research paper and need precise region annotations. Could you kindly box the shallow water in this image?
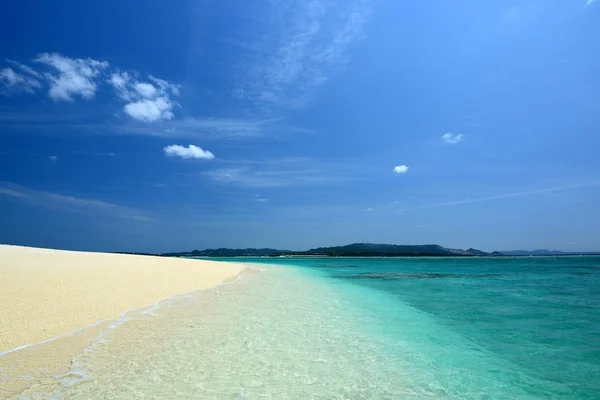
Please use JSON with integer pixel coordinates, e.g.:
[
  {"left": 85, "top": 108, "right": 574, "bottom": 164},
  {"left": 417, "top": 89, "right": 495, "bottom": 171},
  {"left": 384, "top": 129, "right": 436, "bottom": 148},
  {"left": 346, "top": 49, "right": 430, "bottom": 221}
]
[{"left": 3, "top": 257, "right": 600, "bottom": 399}]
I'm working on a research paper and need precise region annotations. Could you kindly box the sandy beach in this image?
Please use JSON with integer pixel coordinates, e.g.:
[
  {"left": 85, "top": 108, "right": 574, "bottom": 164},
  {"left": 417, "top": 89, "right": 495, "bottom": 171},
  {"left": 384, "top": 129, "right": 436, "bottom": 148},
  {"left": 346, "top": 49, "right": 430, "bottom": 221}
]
[{"left": 0, "top": 245, "right": 245, "bottom": 354}]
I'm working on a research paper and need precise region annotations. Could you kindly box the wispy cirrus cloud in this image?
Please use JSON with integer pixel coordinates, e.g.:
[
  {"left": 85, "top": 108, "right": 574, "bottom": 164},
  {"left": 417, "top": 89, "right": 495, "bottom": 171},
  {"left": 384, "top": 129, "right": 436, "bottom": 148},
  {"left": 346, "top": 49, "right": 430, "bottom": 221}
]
[
  {"left": 163, "top": 144, "right": 215, "bottom": 160},
  {"left": 0, "top": 111, "right": 297, "bottom": 140},
  {"left": 0, "top": 67, "right": 42, "bottom": 94},
  {"left": 35, "top": 53, "right": 109, "bottom": 101},
  {"left": 0, "top": 182, "right": 154, "bottom": 222},
  {"left": 394, "top": 181, "right": 600, "bottom": 214},
  {"left": 6, "top": 59, "right": 42, "bottom": 78},
  {"left": 118, "top": 116, "right": 313, "bottom": 139},
  {"left": 205, "top": 157, "right": 352, "bottom": 188},
  {"left": 441, "top": 133, "right": 464, "bottom": 144},
  {"left": 233, "top": 0, "right": 370, "bottom": 111},
  {"left": 254, "top": 194, "right": 270, "bottom": 202},
  {"left": 586, "top": 0, "right": 596, "bottom": 6}
]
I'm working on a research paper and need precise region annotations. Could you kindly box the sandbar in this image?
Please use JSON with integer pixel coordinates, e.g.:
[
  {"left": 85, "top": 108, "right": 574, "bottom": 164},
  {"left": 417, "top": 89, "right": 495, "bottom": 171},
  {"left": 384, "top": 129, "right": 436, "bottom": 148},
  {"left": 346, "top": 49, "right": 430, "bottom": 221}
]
[{"left": 0, "top": 245, "right": 244, "bottom": 353}]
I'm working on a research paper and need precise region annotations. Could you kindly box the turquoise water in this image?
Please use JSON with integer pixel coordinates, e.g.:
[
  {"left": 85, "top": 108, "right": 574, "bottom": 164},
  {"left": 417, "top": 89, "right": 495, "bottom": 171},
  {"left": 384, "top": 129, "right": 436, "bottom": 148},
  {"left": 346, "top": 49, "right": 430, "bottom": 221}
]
[
  {"left": 6, "top": 257, "right": 600, "bottom": 399},
  {"left": 230, "top": 256, "right": 600, "bottom": 399}
]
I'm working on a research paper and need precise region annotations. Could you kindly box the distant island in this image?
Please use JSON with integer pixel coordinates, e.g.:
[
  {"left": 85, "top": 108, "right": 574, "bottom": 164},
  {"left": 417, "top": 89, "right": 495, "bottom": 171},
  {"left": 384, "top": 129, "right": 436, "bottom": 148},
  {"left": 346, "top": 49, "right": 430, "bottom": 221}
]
[
  {"left": 159, "top": 243, "right": 600, "bottom": 258},
  {"left": 161, "top": 243, "right": 503, "bottom": 258}
]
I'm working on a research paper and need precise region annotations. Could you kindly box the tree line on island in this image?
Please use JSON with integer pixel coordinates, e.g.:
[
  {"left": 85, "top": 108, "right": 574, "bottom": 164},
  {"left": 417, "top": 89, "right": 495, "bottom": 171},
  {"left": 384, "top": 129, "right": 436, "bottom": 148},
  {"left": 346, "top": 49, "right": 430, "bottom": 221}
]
[{"left": 160, "top": 243, "right": 501, "bottom": 258}]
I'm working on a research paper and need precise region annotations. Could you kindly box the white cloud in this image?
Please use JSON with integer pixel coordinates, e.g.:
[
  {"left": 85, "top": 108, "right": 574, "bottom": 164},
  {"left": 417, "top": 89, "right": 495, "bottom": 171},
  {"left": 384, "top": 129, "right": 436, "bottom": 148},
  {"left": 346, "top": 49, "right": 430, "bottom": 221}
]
[
  {"left": 441, "top": 132, "right": 464, "bottom": 144},
  {"left": 163, "top": 144, "right": 215, "bottom": 160},
  {"left": 48, "top": 155, "right": 59, "bottom": 162},
  {"left": 35, "top": 53, "right": 108, "bottom": 101},
  {"left": 2, "top": 54, "right": 185, "bottom": 128},
  {"left": 124, "top": 97, "right": 174, "bottom": 122},
  {"left": 108, "top": 71, "right": 179, "bottom": 123},
  {"left": 0, "top": 67, "right": 42, "bottom": 94},
  {"left": 586, "top": 0, "right": 595, "bottom": 6},
  {"left": 393, "top": 165, "right": 409, "bottom": 174},
  {"left": 365, "top": 207, "right": 373, "bottom": 211},
  {"left": 134, "top": 82, "right": 158, "bottom": 98}
]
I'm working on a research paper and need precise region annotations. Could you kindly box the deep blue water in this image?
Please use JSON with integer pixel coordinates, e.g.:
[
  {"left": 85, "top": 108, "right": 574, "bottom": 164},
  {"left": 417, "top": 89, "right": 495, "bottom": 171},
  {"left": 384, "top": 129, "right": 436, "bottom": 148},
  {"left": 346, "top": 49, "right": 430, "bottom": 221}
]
[{"left": 226, "top": 256, "right": 600, "bottom": 399}]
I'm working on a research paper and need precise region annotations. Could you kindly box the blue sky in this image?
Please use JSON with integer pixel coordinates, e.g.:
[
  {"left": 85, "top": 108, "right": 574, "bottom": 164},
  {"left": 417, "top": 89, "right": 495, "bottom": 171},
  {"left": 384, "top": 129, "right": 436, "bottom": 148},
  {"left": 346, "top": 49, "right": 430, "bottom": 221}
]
[{"left": 1, "top": 0, "right": 599, "bottom": 253}]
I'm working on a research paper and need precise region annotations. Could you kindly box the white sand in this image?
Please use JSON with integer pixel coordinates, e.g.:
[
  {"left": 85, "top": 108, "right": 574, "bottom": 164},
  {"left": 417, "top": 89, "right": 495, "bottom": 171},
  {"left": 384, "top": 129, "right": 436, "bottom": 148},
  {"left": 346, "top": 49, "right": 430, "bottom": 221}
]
[{"left": 0, "top": 245, "right": 244, "bottom": 353}]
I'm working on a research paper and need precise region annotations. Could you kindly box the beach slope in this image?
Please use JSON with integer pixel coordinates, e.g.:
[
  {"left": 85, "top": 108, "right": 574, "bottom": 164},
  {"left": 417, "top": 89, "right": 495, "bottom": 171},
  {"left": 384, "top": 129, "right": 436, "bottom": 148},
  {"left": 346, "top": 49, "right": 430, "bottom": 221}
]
[{"left": 0, "top": 245, "right": 244, "bottom": 353}]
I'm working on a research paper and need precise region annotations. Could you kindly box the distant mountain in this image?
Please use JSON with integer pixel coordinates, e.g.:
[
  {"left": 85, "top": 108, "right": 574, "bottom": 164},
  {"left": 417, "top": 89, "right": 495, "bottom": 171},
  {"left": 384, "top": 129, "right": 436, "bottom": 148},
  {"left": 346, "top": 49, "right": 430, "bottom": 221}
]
[
  {"left": 304, "top": 243, "right": 488, "bottom": 257},
  {"left": 162, "top": 243, "right": 493, "bottom": 258}
]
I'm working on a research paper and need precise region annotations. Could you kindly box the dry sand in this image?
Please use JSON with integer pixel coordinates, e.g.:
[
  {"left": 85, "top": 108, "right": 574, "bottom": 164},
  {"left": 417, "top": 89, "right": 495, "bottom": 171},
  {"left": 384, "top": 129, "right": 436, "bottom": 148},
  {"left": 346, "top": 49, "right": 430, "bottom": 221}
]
[{"left": 0, "top": 245, "right": 245, "bottom": 354}]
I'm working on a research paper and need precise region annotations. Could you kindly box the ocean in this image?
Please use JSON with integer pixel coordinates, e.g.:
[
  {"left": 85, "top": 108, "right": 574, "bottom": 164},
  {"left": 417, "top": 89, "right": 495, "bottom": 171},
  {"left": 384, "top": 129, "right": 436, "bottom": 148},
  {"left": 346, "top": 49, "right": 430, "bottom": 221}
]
[{"left": 5, "top": 256, "right": 600, "bottom": 399}]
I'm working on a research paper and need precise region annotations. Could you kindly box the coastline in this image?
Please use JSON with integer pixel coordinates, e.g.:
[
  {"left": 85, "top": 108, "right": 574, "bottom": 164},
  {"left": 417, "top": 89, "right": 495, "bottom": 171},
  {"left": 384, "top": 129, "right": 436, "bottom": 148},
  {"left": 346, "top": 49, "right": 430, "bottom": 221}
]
[
  {"left": 2, "top": 255, "right": 597, "bottom": 398},
  {"left": 0, "top": 245, "right": 245, "bottom": 354}
]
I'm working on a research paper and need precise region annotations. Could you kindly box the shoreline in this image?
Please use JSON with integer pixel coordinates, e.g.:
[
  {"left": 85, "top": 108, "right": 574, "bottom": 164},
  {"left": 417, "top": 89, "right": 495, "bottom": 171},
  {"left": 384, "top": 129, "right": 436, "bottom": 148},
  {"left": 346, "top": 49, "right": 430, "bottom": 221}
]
[
  {"left": 0, "top": 269, "right": 247, "bottom": 357},
  {"left": 0, "top": 245, "right": 246, "bottom": 354},
  {"left": 0, "top": 259, "right": 258, "bottom": 398}
]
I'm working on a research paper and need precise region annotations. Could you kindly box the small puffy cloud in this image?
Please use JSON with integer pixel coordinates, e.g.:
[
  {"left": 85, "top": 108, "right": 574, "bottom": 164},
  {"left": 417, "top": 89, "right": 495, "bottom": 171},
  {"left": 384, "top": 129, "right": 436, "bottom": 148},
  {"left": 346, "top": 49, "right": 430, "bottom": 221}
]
[
  {"left": 0, "top": 67, "right": 42, "bottom": 94},
  {"left": 441, "top": 132, "right": 464, "bottom": 144},
  {"left": 35, "top": 53, "right": 108, "bottom": 101},
  {"left": 48, "top": 155, "right": 59, "bottom": 162},
  {"left": 163, "top": 144, "right": 215, "bottom": 160},
  {"left": 108, "top": 71, "right": 179, "bottom": 123},
  {"left": 365, "top": 207, "right": 373, "bottom": 211},
  {"left": 393, "top": 165, "right": 409, "bottom": 174},
  {"left": 124, "top": 97, "right": 173, "bottom": 122}
]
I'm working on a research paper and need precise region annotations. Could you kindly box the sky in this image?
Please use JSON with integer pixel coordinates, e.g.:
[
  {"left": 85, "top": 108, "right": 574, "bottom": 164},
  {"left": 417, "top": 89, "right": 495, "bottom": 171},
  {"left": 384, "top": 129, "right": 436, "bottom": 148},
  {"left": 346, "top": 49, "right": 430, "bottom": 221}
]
[{"left": 1, "top": 0, "right": 599, "bottom": 253}]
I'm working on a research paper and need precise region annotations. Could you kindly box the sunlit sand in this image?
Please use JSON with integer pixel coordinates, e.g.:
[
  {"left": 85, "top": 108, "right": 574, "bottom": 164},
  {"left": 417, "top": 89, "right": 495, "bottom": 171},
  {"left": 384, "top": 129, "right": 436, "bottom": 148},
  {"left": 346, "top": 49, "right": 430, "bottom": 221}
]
[{"left": 0, "top": 245, "right": 244, "bottom": 354}]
